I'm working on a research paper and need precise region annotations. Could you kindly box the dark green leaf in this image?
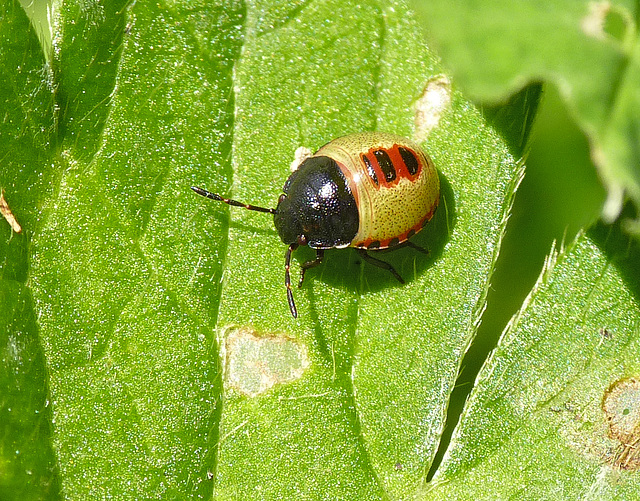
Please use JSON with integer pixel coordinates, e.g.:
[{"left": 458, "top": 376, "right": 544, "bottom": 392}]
[{"left": 0, "top": 2, "right": 58, "bottom": 499}]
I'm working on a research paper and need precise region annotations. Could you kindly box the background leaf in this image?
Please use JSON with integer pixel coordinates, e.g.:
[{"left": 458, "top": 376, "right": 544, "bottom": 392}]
[
  {"left": 410, "top": 0, "right": 640, "bottom": 229},
  {"left": 0, "top": 1, "right": 59, "bottom": 498}
]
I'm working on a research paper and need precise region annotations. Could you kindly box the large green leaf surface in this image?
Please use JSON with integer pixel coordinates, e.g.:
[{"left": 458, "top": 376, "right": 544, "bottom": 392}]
[
  {"left": 26, "top": 0, "right": 243, "bottom": 497},
  {"left": 213, "top": 1, "right": 519, "bottom": 498},
  {"left": 2, "top": 0, "right": 528, "bottom": 498}
]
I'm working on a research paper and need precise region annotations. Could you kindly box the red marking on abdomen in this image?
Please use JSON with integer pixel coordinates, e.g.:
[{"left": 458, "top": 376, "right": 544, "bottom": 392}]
[{"left": 360, "top": 144, "right": 423, "bottom": 190}]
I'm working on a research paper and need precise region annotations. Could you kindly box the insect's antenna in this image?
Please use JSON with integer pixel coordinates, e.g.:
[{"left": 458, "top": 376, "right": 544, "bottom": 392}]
[
  {"left": 191, "top": 186, "right": 276, "bottom": 214},
  {"left": 284, "top": 243, "right": 299, "bottom": 318}
]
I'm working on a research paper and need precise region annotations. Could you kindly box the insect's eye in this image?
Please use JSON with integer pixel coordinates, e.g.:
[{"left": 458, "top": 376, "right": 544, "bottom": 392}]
[
  {"left": 278, "top": 194, "right": 287, "bottom": 204},
  {"left": 297, "top": 234, "right": 308, "bottom": 246}
]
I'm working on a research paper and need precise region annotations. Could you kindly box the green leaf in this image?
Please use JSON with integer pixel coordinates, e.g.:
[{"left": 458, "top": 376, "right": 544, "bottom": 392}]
[
  {"left": 29, "top": 0, "right": 243, "bottom": 497},
  {"left": 2, "top": 0, "right": 536, "bottom": 498},
  {"left": 214, "top": 1, "right": 520, "bottom": 497},
  {"left": 0, "top": 283, "right": 59, "bottom": 500},
  {"left": 424, "top": 218, "right": 640, "bottom": 499},
  {"left": 55, "top": 0, "right": 129, "bottom": 161},
  {"left": 410, "top": 0, "right": 640, "bottom": 230},
  {"left": 0, "top": 1, "right": 59, "bottom": 499}
]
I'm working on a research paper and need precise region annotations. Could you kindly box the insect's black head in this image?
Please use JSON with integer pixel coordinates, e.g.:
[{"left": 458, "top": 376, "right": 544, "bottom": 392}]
[{"left": 273, "top": 155, "right": 359, "bottom": 249}]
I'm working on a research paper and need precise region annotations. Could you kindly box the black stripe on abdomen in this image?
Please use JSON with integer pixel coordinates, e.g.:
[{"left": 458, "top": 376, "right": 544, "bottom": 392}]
[
  {"left": 361, "top": 154, "right": 379, "bottom": 186},
  {"left": 373, "top": 149, "right": 396, "bottom": 182},
  {"left": 398, "top": 146, "right": 419, "bottom": 175}
]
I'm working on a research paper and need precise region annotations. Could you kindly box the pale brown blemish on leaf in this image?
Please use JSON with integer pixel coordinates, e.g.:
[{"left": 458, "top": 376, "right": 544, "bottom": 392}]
[
  {"left": 224, "top": 326, "right": 310, "bottom": 397},
  {"left": 0, "top": 189, "right": 22, "bottom": 233},
  {"left": 413, "top": 76, "right": 452, "bottom": 142},
  {"left": 290, "top": 146, "right": 312, "bottom": 172},
  {"left": 581, "top": 1, "right": 611, "bottom": 39},
  {"left": 602, "top": 377, "right": 640, "bottom": 470}
]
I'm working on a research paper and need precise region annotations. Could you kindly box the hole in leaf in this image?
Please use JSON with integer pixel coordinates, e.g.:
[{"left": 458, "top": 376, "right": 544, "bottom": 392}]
[{"left": 581, "top": 1, "right": 633, "bottom": 46}]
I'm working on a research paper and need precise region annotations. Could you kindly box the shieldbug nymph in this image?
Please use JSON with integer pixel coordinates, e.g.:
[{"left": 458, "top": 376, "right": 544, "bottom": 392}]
[{"left": 192, "top": 132, "right": 440, "bottom": 318}]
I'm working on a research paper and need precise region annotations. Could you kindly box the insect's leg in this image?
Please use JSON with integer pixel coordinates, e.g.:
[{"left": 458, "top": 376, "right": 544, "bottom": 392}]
[
  {"left": 285, "top": 243, "right": 299, "bottom": 318},
  {"left": 403, "top": 240, "right": 429, "bottom": 255},
  {"left": 356, "top": 248, "right": 405, "bottom": 284},
  {"left": 299, "top": 249, "right": 325, "bottom": 288},
  {"left": 381, "top": 239, "right": 429, "bottom": 255}
]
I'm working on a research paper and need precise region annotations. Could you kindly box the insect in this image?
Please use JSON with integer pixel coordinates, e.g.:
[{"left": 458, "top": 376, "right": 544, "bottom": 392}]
[{"left": 192, "top": 132, "right": 440, "bottom": 318}]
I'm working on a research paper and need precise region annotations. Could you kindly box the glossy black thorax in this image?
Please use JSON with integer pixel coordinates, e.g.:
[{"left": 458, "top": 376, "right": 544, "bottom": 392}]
[{"left": 274, "top": 155, "right": 359, "bottom": 249}]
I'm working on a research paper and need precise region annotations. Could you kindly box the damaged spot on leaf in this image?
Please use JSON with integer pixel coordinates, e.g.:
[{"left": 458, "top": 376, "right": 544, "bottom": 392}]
[
  {"left": 599, "top": 327, "right": 612, "bottom": 339},
  {"left": 581, "top": 1, "right": 631, "bottom": 45},
  {"left": 224, "top": 326, "right": 310, "bottom": 397},
  {"left": 413, "top": 75, "right": 452, "bottom": 142},
  {"left": 581, "top": 1, "right": 611, "bottom": 39},
  {"left": 290, "top": 146, "right": 312, "bottom": 172},
  {"left": 602, "top": 377, "right": 640, "bottom": 470}
]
